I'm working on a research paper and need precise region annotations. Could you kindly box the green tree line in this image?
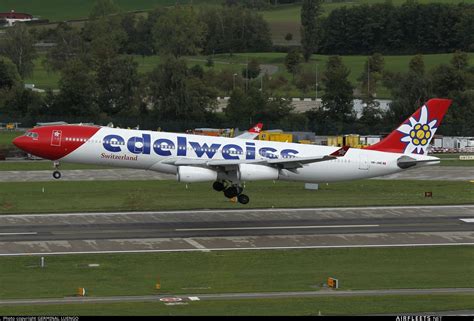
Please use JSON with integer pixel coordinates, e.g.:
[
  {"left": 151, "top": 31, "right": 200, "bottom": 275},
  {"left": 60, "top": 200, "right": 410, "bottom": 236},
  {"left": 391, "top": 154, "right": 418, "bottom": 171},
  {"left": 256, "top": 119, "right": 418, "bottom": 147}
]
[
  {"left": 0, "top": 1, "right": 473, "bottom": 137},
  {"left": 319, "top": 2, "right": 473, "bottom": 54}
]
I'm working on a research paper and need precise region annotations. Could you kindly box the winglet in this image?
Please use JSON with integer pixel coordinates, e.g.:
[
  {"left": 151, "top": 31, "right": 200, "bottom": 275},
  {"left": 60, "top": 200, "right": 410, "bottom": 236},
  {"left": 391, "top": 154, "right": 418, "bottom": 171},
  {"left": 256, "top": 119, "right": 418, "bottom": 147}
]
[{"left": 330, "top": 146, "right": 350, "bottom": 157}]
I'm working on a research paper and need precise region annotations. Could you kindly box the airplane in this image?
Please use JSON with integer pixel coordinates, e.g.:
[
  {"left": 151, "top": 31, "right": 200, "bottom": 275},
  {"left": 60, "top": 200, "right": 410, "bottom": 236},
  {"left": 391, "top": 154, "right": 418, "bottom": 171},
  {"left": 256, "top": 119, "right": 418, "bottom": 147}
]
[
  {"left": 13, "top": 98, "right": 451, "bottom": 205},
  {"left": 235, "top": 122, "right": 263, "bottom": 140}
]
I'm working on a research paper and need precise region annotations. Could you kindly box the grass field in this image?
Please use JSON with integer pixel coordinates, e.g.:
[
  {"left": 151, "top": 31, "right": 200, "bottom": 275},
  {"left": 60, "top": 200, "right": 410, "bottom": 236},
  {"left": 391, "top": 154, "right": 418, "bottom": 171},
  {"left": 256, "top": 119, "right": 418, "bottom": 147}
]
[
  {"left": 1, "top": 294, "right": 474, "bottom": 315},
  {"left": 0, "top": 130, "right": 22, "bottom": 148},
  {"left": 435, "top": 153, "right": 474, "bottom": 167},
  {"left": 0, "top": 179, "right": 472, "bottom": 214},
  {"left": 0, "top": 247, "right": 473, "bottom": 299},
  {"left": 23, "top": 58, "right": 60, "bottom": 90}
]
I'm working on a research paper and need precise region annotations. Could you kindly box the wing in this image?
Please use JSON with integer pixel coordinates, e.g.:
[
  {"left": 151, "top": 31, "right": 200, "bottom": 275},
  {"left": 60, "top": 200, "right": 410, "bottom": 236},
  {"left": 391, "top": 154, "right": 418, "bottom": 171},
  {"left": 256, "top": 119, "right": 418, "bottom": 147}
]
[{"left": 159, "top": 146, "right": 350, "bottom": 170}]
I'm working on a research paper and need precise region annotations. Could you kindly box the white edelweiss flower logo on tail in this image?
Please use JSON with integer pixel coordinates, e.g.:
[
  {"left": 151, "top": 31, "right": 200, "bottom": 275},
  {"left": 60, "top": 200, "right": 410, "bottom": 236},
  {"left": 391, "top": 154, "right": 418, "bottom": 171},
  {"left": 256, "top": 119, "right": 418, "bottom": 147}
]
[{"left": 397, "top": 105, "right": 437, "bottom": 154}]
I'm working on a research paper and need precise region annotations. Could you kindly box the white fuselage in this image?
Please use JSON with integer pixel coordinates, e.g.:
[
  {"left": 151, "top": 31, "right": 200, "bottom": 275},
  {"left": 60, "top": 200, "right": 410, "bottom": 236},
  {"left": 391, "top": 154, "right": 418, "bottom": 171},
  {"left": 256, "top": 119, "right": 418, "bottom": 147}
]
[{"left": 60, "top": 127, "right": 437, "bottom": 183}]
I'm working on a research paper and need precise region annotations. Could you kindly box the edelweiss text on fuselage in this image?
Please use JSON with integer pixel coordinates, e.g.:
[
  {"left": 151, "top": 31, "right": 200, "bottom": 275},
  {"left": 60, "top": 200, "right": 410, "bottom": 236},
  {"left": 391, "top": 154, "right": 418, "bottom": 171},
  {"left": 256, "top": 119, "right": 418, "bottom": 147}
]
[{"left": 102, "top": 134, "right": 300, "bottom": 160}]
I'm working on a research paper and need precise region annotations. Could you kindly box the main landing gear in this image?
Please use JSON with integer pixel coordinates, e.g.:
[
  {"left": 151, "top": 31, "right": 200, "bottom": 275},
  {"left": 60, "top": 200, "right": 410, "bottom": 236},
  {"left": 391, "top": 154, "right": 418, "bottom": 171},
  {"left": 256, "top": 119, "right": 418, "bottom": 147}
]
[
  {"left": 213, "top": 181, "right": 250, "bottom": 204},
  {"left": 52, "top": 161, "right": 61, "bottom": 179}
]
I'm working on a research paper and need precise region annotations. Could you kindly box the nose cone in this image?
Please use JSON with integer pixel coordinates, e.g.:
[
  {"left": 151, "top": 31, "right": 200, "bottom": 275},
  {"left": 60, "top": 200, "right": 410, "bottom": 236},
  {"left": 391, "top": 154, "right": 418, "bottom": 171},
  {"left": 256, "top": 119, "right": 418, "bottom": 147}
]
[{"left": 12, "top": 136, "right": 28, "bottom": 151}]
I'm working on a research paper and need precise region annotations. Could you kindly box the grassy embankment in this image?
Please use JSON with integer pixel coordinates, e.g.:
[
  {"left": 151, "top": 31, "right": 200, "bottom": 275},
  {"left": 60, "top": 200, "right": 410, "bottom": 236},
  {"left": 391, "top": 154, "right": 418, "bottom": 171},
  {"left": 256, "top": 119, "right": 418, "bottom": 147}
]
[
  {"left": 0, "top": 179, "right": 473, "bottom": 214},
  {"left": 0, "top": 247, "right": 473, "bottom": 314},
  {"left": 0, "top": 247, "right": 473, "bottom": 297}
]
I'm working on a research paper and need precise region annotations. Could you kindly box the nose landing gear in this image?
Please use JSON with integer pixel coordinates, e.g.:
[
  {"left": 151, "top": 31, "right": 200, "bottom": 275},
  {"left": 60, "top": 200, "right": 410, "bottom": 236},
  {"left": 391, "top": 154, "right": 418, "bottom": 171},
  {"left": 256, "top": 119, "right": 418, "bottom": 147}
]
[
  {"left": 52, "top": 161, "right": 61, "bottom": 179},
  {"left": 213, "top": 181, "right": 250, "bottom": 204}
]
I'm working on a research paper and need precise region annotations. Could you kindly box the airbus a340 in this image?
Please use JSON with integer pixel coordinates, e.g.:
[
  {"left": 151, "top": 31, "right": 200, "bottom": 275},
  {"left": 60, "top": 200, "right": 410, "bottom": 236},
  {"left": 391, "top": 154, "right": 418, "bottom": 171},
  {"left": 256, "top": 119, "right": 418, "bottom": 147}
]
[{"left": 13, "top": 98, "right": 451, "bottom": 204}]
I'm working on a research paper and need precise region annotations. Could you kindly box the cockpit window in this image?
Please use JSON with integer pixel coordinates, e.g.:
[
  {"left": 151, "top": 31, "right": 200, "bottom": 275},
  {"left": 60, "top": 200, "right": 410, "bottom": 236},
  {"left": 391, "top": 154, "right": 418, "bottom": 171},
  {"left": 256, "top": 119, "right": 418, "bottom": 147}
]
[{"left": 25, "top": 132, "right": 39, "bottom": 139}]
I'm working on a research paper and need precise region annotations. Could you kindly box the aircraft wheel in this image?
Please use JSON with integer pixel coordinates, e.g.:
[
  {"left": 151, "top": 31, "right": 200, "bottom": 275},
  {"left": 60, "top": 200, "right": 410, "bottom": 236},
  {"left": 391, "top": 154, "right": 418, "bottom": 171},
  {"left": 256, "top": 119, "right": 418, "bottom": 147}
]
[
  {"left": 237, "top": 194, "right": 250, "bottom": 204},
  {"left": 53, "top": 171, "right": 61, "bottom": 179},
  {"left": 224, "top": 186, "right": 238, "bottom": 198},
  {"left": 213, "top": 181, "right": 225, "bottom": 192}
]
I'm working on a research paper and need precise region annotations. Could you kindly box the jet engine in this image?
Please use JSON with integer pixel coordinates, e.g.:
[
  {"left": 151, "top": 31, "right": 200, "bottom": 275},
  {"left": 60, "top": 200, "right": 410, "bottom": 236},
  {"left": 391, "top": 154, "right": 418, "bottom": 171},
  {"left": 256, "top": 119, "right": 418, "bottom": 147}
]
[
  {"left": 177, "top": 166, "right": 218, "bottom": 183},
  {"left": 238, "top": 164, "right": 279, "bottom": 181}
]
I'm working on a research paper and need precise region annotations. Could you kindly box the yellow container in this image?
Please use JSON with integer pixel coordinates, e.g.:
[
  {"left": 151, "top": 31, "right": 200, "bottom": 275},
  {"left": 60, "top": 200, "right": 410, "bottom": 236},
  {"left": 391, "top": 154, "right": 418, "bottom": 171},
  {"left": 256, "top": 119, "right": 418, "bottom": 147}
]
[
  {"left": 327, "top": 136, "right": 337, "bottom": 146},
  {"left": 259, "top": 132, "right": 293, "bottom": 143}
]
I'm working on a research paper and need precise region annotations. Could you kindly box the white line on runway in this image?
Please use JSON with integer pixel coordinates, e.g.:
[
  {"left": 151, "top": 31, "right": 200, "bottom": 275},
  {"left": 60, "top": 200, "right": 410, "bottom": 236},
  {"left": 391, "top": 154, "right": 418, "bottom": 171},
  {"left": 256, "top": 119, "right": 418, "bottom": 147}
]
[
  {"left": 0, "top": 232, "right": 37, "bottom": 236},
  {"left": 176, "top": 224, "right": 379, "bottom": 232},
  {"left": 1, "top": 242, "right": 473, "bottom": 256},
  {"left": 183, "top": 238, "right": 210, "bottom": 252},
  {"left": 4, "top": 204, "right": 474, "bottom": 218},
  {"left": 460, "top": 218, "right": 474, "bottom": 223}
]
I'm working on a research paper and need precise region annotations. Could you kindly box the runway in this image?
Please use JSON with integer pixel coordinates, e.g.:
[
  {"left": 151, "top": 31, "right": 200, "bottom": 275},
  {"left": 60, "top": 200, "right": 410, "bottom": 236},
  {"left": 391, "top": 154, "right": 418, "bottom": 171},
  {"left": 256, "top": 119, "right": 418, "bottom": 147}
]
[
  {"left": 1, "top": 288, "right": 474, "bottom": 306},
  {"left": 1, "top": 205, "right": 473, "bottom": 256},
  {"left": 1, "top": 165, "right": 474, "bottom": 182}
]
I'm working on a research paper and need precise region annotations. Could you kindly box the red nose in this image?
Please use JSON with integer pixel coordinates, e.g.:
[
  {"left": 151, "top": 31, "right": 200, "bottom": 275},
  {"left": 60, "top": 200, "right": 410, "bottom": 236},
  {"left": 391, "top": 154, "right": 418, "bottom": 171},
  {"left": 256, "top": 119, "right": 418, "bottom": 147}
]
[{"left": 12, "top": 136, "right": 29, "bottom": 151}]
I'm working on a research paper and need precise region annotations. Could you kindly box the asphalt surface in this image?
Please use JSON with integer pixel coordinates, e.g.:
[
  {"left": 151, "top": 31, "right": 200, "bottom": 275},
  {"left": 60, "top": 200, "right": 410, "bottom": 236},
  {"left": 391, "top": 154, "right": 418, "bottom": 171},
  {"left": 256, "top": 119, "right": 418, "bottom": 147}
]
[
  {"left": 1, "top": 288, "right": 474, "bottom": 307},
  {"left": 1, "top": 165, "right": 474, "bottom": 182},
  {"left": 1, "top": 205, "right": 473, "bottom": 255}
]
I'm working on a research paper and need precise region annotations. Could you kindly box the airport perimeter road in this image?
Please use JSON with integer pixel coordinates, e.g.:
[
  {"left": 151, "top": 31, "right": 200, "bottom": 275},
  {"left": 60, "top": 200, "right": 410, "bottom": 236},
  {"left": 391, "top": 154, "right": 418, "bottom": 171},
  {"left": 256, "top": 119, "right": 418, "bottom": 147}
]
[
  {"left": 0, "top": 166, "right": 473, "bottom": 182},
  {"left": 1, "top": 288, "right": 474, "bottom": 306},
  {"left": 1, "top": 205, "right": 473, "bottom": 255}
]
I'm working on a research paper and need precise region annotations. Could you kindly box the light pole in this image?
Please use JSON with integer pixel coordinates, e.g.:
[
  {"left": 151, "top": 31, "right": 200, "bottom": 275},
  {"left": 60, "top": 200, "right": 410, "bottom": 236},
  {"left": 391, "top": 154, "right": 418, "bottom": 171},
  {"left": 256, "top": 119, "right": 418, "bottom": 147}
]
[{"left": 315, "top": 64, "right": 319, "bottom": 107}]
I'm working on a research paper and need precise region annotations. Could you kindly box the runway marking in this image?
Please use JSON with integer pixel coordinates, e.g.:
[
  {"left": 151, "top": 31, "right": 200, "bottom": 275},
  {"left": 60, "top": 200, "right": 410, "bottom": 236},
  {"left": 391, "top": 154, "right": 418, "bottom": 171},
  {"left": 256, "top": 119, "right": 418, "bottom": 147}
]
[
  {"left": 3, "top": 204, "right": 474, "bottom": 218},
  {"left": 183, "top": 238, "right": 210, "bottom": 252},
  {"left": 460, "top": 218, "right": 474, "bottom": 223},
  {"left": 176, "top": 224, "right": 379, "bottom": 232},
  {"left": 0, "top": 232, "right": 37, "bottom": 236},
  {"left": 1, "top": 242, "right": 473, "bottom": 256}
]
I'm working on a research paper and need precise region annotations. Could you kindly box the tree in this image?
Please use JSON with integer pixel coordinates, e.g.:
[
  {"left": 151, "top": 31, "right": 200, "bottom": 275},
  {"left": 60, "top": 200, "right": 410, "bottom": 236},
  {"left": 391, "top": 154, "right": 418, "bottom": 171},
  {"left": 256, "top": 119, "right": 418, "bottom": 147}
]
[
  {"left": 225, "top": 87, "right": 293, "bottom": 124},
  {"left": 285, "top": 33, "right": 293, "bottom": 42},
  {"left": 200, "top": 7, "right": 272, "bottom": 55},
  {"left": 153, "top": 7, "right": 206, "bottom": 58},
  {"left": 0, "top": 56, "right": 21, "bottom": 90},
  {"left": 409, "top": 54, "right": 425, "bottom": 75},
  {"left": 83, "top": 16, "right": 127, "bottom": 64},
  {"left": 147, "top": 57, "right": 217, "bottom": 122},
  {"left": 300, "top": 0, "right": 323, "bottom": 62},
  {"left": 242, "top": 59, "right": 261, "bottom": 79},
  {"left": 0, "top": 23, "right": 37, "bottom": 77},
  {"left": 90, "top": 0, "right": 119, "bottom": 19},
  {"left": 451, "top": 50, "right": 469, "bottom": 70},
  {"left": 295, "top": 69, "right": 316, "bottom": 93},
  {"left": 206, "top": 56, "right": 214, "bottom": 68},
  {"left": 95, "top": 55, "right": 140, "bottom": 116},
  {"left": 225, "top": 88, "right": 246, "bottom": 122},
  {"left": 284, "top": 48, "right": 303, "bottom": 79},
  {"left": 54, "top": 60, "right": 99, "bottom": 116},
  {"left": 384, "top": 55, "right": 432, "bottom": 123},
  {"left": 44, "top": 23, "right": 89, "bottom": 72},
  {"left": 358, "top": 53, "right": 385, "bottom": 99},
  {"left": 321, "top": 56, "right": 354, "bottom": 129}
]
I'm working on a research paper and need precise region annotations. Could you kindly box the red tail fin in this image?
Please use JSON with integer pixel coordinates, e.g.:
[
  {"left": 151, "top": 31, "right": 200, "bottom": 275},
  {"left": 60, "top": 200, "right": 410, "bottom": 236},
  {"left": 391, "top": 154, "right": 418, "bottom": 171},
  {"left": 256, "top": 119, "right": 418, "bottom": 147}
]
[
  {"left": 365, "top": 98, "right": 452, "bottom": 155},
  {"left": 249, "top": 123, "right": 263, "bottom": 134}
]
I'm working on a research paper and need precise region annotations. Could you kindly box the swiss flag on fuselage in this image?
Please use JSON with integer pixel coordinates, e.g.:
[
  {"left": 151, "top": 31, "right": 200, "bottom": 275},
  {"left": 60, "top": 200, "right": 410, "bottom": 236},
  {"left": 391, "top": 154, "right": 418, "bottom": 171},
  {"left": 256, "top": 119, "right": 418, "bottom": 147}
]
[{"left": 51, "top": 130, "right": 62, "bottom": 146}]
